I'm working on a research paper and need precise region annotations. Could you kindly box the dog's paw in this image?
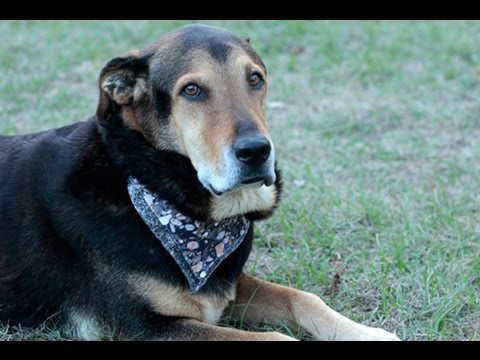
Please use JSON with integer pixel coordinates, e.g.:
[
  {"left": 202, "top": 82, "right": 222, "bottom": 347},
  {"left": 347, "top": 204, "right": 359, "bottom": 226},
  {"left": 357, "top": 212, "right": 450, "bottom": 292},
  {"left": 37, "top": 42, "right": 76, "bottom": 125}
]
[
  {"left": 261, "top": 331, "right": 299, "bottom": 341},
  {"left": 357, "top": 327, "right": 401, "bottom": 341}
]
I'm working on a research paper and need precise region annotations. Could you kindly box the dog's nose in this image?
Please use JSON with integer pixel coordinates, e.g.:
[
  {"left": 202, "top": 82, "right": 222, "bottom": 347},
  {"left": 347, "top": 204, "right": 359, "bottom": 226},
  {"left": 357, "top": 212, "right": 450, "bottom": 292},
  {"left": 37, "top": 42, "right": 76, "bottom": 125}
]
[{"left": 233, "top": 135, "right": 271, "bottom": 166}]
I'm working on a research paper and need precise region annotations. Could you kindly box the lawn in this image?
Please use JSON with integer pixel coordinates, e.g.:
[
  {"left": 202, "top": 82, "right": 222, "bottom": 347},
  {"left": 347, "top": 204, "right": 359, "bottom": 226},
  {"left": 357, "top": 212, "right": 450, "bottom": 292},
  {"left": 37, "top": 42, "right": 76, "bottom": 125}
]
[{"left": 1, "top": 20, "right": 479, "bottom": 341}]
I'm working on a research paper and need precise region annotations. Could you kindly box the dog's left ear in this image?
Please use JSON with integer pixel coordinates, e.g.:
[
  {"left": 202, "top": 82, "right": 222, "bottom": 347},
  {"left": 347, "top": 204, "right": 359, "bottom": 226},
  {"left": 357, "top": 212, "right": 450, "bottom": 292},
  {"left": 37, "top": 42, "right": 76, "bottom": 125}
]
[{"left": 96, "top": 53, "right": 150, "bottom": 125}]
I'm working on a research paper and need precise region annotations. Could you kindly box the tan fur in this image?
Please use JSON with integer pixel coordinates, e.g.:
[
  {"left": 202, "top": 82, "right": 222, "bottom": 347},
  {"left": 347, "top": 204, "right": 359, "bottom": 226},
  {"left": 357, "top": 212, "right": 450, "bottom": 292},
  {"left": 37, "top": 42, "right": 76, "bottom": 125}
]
[
  {"left": 230, "top": 274, "right": 400, "bottom": 341},
  {"left": 159, "top": 319, "right": 297, "bottom": 341},
  {"left": 169, "top": 52, "right": 238, "bottom": 166},
  {"left": 210, "top": 184, "right": 277, "bottom": 221},
  {"left": 128, "top": 274, "right": 234, "bottom": 324},
  {"left": 121, "top": 107, "right": 146, "bottom": 135},
  {"left": 102, "top": 74, "right": 148, "bottom": 106},
  {"left": 168, "top": 48, "right": 272, "bottom": 194},
  {"left": 127, "top": 274, "right": 297, "bottom": 340},
  {"left": 125, "top": 49, "right": 141, "bottom": 57}
]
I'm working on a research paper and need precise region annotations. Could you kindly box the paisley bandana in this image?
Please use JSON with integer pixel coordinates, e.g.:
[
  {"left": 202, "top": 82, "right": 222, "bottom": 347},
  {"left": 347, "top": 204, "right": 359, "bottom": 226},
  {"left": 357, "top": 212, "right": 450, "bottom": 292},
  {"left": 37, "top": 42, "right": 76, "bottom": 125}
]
[{"left": 127, "top": 177, "right": 251, "bottom": 294}]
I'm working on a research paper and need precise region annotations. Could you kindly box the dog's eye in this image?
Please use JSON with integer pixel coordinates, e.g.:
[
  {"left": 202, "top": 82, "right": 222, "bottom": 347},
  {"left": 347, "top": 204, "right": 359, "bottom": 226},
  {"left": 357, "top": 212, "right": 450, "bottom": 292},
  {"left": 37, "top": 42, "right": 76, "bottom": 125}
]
[
  {"left": 182, "top": 83, "right": 201, "bottom": 97},
  {"left": 248, "top": 72, "right": 263, "bottom": 87}
]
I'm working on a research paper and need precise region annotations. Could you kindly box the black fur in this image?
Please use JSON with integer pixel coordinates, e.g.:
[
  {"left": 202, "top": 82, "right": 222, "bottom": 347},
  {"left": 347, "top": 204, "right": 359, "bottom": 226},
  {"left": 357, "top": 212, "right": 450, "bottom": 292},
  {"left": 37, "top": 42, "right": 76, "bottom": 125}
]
[
  {"left": 0, "top": 24, "right": 281, "bottom": 339},
  {"left": 0, "top": 117, "right": 282, "bottom": 337}
]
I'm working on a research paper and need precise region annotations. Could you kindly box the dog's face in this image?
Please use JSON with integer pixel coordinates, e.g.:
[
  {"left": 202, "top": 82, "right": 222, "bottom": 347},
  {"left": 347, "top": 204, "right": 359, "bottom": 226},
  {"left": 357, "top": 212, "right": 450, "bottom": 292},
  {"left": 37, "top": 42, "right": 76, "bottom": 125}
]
[{"left": 97, "top": 25, "right": 275, "bottom": 197}]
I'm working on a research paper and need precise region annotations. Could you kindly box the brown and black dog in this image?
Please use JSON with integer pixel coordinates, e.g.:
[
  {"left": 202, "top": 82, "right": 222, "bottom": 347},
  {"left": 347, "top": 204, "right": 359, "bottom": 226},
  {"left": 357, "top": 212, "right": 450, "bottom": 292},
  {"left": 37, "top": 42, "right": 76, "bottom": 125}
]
[{"left": 0, "top": 24, "right": 399, "bottom": 340}]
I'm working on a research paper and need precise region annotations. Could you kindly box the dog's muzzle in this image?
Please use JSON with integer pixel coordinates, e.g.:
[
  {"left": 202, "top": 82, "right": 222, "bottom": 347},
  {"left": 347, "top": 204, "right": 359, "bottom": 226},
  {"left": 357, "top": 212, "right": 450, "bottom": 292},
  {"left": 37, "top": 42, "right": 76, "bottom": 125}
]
[
  {"left": 233, "top": 134, "right": 275, "bottom": 187},
  {"left": 198, "top": 135, "right": 276, "bottom": 197}
]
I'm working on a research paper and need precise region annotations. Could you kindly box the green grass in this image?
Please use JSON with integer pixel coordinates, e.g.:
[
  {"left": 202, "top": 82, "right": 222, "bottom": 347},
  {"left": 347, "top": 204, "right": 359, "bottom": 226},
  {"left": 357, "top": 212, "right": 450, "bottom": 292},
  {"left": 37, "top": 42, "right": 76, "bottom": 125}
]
[{"left": 1, "top": 20, "right": 480, "bottom": 341}]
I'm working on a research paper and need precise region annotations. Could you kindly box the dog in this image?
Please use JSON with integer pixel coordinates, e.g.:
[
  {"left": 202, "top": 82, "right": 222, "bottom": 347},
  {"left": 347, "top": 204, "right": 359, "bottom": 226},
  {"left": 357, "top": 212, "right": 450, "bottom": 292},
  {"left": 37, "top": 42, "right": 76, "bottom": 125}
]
[{"left": 0, "top": 24, "right": 400, "bottom": 341}]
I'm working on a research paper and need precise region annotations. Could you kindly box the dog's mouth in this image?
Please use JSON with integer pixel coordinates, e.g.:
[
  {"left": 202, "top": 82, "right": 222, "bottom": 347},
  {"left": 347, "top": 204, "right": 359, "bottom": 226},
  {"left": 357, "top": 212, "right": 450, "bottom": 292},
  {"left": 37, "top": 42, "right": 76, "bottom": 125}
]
[
  {"left": 241, "top": 176, "right": 266, "bottom": 185},
  {"left": 208, "top": 184, "right": 225, "bottom": 197},
  {"left": 208, "top": 175, "right": 275, "bottom": 197}
]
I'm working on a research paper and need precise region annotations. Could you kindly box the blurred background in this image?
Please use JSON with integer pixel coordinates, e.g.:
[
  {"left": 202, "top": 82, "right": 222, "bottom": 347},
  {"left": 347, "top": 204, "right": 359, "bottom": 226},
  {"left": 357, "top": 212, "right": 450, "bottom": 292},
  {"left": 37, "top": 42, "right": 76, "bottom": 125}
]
[{"left": 1, "top": 20, "right": 479, "bottom": 340}]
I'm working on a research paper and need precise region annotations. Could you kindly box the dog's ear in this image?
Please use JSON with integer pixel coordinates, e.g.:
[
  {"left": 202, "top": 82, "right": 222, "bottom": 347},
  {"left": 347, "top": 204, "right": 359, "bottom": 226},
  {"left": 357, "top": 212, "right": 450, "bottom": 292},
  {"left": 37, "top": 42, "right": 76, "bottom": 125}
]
[{"left": 96, "top": 54, "right": 150, "bottom": 124}]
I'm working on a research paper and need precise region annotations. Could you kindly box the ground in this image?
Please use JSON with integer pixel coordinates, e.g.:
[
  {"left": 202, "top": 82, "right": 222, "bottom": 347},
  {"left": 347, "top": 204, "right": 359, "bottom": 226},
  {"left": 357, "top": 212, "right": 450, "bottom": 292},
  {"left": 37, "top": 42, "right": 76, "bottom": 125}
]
[{"left": 1, "top": 20, "right": 479, "bottom": 341}]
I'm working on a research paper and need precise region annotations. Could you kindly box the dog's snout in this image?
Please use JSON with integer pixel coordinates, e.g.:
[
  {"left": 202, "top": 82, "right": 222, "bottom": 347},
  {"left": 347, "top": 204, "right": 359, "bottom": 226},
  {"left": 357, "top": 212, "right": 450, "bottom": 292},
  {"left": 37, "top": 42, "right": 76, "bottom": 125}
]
[{"left": 233, "top": 136, "right": 271, "bottom": 167}]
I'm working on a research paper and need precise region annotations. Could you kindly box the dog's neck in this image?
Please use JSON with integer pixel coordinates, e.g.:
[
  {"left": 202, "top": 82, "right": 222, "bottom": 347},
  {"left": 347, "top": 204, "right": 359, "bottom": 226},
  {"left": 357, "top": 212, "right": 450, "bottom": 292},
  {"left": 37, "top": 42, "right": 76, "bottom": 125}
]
[
  {"left": 91, "top": 116, "right": 282, "bottom": 222},
  {"left": 127, "top": 177, "right": 251, "bottom": 293}
]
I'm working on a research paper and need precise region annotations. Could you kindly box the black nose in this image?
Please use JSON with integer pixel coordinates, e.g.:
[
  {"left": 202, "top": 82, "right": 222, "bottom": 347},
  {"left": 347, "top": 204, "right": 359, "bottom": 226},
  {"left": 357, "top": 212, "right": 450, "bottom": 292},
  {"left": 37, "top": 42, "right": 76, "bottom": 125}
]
[{"left": 233, "top": 135, "right": 271, "bottom": 166}]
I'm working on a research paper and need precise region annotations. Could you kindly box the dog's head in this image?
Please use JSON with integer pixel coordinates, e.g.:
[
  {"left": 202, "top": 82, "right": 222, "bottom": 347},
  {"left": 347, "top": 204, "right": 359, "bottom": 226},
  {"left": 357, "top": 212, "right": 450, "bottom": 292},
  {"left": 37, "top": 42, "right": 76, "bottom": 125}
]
[{"left": 96, "top": 24, "right": 276, "bottom": 202}]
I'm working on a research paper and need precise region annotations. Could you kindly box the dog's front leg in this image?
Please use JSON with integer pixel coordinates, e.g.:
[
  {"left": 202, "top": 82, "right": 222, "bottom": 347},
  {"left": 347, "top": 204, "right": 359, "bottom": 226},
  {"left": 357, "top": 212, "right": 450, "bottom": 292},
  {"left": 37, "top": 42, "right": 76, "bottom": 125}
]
[
  {"left": 150, "top": 318, "right": 297, "bottom": 341},
  {"left": 229, "top": 273, "right": 400, "bottom": 341}
]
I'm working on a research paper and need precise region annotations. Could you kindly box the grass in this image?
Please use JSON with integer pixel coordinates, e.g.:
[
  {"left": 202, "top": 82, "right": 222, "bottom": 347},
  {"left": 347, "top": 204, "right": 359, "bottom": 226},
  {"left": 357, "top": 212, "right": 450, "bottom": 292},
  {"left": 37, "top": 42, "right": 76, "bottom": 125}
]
[{"left": 1, "top": 20, "right": 480, "bottom": 341}]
